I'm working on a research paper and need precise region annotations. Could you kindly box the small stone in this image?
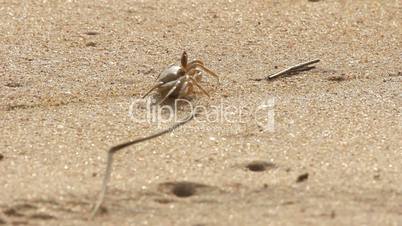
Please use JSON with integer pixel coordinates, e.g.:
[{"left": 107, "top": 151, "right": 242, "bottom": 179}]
[
  {"left": 296, "top": 173, "right": 309, "bottom": 183},
  {"left": 86, "top": 42, "right": 97, "bottom": 47}
]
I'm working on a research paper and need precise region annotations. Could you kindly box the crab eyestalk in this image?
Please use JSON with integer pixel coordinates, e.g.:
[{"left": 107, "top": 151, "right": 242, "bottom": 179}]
[{"left": 181, "top": 51, "right": 188, "bottom": 69}]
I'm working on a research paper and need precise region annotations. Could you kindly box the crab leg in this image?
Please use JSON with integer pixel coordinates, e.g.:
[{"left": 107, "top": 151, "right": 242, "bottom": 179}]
[
  {"left": 158, "top": 79, "right": 182, "bottom": 104},
  {"left": 187, "top": 63, "right": 219, "bottom": 81},
  {"left": 177, "top": 80, "right": 191, "bottom": 98},
  {"left": 188, "top": 60, "right": 204, "bottom": 66},
  {"left": 188, "top": 76, "right": 210, "bottom": 97},
  {"left": 142, "top": 81, "right": 164, "bottom": 98},
  {"left": 186, "top": 68, "right": 211, "bottom": 97}
]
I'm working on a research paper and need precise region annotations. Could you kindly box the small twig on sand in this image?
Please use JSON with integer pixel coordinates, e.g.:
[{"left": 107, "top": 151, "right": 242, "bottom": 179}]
[
  {"left": 251, "top": 59, "right": 320, "bottom": 81},
  {"left": 90, "top": 111, "right": 198, "bottom": 219},
  {"left": 266, "top": 59, "right": 320, "bottom": 80}
]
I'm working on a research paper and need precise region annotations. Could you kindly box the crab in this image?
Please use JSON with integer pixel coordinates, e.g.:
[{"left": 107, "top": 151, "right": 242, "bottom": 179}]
[{"left": 142, "top": 51, "right": 219, "bottom": 104}]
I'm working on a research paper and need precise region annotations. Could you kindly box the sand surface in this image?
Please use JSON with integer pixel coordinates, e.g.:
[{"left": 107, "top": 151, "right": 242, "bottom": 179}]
[{"left": 1, "top": 0, "right": 401, "bottom": 225}]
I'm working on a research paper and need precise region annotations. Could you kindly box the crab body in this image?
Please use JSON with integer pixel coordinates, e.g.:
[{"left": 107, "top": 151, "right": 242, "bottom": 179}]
[
  {"left": 158, "top": 65, "right": 183, "bottom": 83},
  {"left": 142, "top": 51, "right": 218, "bottom": 104}
]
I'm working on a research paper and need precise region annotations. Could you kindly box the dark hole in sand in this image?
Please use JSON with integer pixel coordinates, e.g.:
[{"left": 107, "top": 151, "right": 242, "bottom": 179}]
[
  {"left": 3, "top": 208, "right": 23, "bottom": 217},
  {"left": 327, "top": 75, "right": 347, "bottom": 81},
  {"left": 171, "top": 182, "right": 196, "bottom": 198},
  {"left": 246, "top": 161, "right": 276, "bottom": 172},
  {"left": 30, "top": 213, "right": 55, "bottom": 220},
  {"left": 158, "top": 181, "right": 217, "bottom": 198},
  {"left": 83, "top": 31, "right": 100, "bottom": 35},
  {"left": 85, "top": 41, "right": 97, "bottom": 47},
  {"left": 5, "top": 82, "right": 22, "bottom": 88}
]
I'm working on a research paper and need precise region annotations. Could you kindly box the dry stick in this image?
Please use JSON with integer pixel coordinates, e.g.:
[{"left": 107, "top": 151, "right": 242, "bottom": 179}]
[
  {"left": 265, "top": 59, "right": 320, "bottom": 80},
  {"left": 90, "top": 111, "right": 198, "bottom": 219}
]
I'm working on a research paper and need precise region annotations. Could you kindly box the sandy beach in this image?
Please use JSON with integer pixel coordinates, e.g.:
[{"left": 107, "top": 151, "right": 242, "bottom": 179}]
[{"left": 0, "top": 0, "right": 401, "bottom": 225}]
